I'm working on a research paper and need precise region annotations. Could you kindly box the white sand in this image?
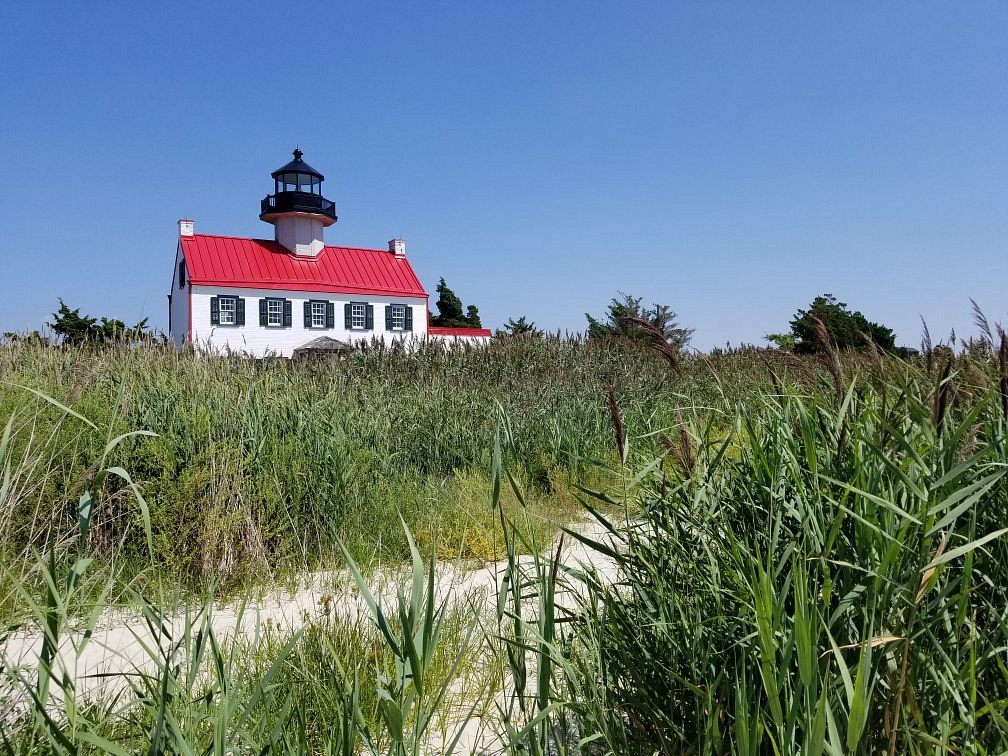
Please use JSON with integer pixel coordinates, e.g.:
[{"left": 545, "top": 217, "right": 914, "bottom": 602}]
[{"left": 1, "top": 521, "right": 621, "bottom": 753}]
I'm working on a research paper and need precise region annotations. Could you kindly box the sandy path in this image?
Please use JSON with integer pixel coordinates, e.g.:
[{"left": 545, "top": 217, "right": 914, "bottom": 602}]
[{"left": 1, "top": 521, "right": 620, "bottom": 751}]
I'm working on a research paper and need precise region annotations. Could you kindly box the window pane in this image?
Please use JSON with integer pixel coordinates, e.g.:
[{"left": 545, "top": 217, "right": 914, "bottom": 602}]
[
  {"left": 268, "top": 299, "right": 283, "bottom": 326},
  {"left": 392, "top": 304, "right": 405, "bottom": 330},
  {"left": 219, "top": 298, "right": 235, "bottom": 325},
  {"left": 352, "top": 303, "right": 365, "bottom": 329},
  {"left": 312, "top": 301, "right": 325, "bottom": 328}
]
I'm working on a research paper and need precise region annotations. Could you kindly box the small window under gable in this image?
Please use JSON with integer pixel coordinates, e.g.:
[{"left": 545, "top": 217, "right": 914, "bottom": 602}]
[{"left": 178, "top": 260, "right": 186, "bottom": 288}]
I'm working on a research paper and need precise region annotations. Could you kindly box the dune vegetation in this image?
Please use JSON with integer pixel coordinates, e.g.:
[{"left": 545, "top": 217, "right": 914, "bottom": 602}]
[
  {"left": 1, "top": 330, "right": 1007, "bottom": 752},
  {"left": 0, "top": 335, "right": 785, "bottom": 595}
]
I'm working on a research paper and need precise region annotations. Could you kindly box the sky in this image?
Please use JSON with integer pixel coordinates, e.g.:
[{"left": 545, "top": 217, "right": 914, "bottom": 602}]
[{"left": 1, "top": 2, "right": 1005, "bottom": 349}]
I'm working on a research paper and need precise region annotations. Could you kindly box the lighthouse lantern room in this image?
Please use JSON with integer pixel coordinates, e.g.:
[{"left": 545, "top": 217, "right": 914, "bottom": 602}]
[{"left": 259, "top": 148, "right": 337, "bottom": 257}]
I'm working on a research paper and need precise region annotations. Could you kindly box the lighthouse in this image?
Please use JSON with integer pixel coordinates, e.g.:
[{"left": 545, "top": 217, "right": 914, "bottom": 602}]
[{"left": 168, "top": 149, "right": 491, "bottom": 355}]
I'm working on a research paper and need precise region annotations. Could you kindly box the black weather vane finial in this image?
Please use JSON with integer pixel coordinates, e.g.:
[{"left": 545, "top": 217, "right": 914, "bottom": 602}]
[{"left": 293, "top": 146, "right": 303, "bottom": 161}]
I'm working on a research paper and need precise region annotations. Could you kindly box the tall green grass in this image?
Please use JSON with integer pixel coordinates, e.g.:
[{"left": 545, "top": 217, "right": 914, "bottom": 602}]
[
  {"left": 507, "top": 347, "right": 1008, "bottom": 753},
  {"left": 3, "top": 335, "right": 1006, "bottom": 752},
  {"left": 0, "top": 336, "right": 798, "bottom": 594}
]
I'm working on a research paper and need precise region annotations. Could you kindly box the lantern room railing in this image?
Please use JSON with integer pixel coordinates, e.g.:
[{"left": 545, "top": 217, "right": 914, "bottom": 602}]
[{"left": 260, "top": 191, "right": 337, "bottom": 222}]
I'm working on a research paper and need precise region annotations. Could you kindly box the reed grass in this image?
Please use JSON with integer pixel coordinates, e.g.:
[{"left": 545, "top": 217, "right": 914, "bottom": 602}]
[
  {"left": 0, "top": 336, "right": 798, "bottom": 596},
  {"left": 502, "top": 346, "right": 1008, "bottom": 754},
  {"left": 2, "top": 334, "right": 1007, "bottom": 752}
]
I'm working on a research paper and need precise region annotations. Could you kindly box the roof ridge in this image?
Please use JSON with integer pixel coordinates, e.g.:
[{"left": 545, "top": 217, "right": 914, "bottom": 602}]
[
  {"left": 188, "top": 233, "right": 391, "bottom": 255},
  {"left": 189, "top": 232, "right": 276, "bottom": 243},
  {"left": 321, "top": 245, "right": 391, "bottom": 254}
]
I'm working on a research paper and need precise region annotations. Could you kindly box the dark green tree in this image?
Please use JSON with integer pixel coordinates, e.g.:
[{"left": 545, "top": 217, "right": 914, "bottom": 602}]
[
  {"left": 432, "top": 278, "right": 483, "bottom": 328},
  {"left": 784, "top": 294, "right": 896, "bottom": 354},
  {"left": 586, "top": 292, "right": 693, "bottom": 350},
  {"left": 497, "top": 316, "right": 541, "bottom": 337},
  {"left": 465, "top": 305, "right": 482, "bottom": 328},
  {"left": 434, "top": 278, "right": 464, "bottom": 325},
  {"left": 49, "top": 299, "right": 98, "bottom": 345},
  {"left": 49, "top": 299, "right": 151, "bottom": 345},
  {"left": 98, "top": 316, "right": 150, "bottom": 343}
]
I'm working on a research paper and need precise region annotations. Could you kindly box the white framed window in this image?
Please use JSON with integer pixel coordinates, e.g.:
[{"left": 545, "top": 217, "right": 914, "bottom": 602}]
[
  {"left": 351, "top": 303, "right": 366, "bottom": 329},
  {"left": 219, "top": 297, "right": 235, "bottom": 325},
  {"left": 311, "top": 301, "right": 326, "bottom": 328},
  {"left": 391, "top": 304, "right": 406, "bottom": 330},
  {"left": 267, "top": 299, "right": 283, "bottom": 327},
  {"left": 212, "top": 296, "right": 243, "bottom": 327}
]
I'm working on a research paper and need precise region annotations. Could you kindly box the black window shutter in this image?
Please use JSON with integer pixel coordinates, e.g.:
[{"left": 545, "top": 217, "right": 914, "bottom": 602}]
[
  {"left": 326, "top": 302, "right": 335, "bottom": 329},
  {"left": 259, "top": 298, "right": 268, "bottom": 326},
  {"left": 210, "top": 296, "right": 219, "bottom": 325},
  {"left": 344, "top": 303, "right": 352, "bottom": 329},
  {"left": 365, "top": 304, "right": 374, "bottom": 330},
  {"left": 236, "top": 298, "right": 245, "bottom": 326},
  {"left": 404, "top": 305, "right": 413, "bottom": 332},
  {"left": 178, "top": 261, "right": 186, "bottom": 288},
  {"left": 283, "top": 299, "right": 292, "bottom": 327},
  {"left": 385, "top": 305, "right": 392, "bottom": 331},
  {"left": 304, "top": 301, "right": 311, "bottom": 328}
]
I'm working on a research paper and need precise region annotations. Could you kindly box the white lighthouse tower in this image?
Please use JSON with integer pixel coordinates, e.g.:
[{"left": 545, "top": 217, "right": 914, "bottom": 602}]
[{"left": 258, "top": 148, "right": 337, "bottom": 257}]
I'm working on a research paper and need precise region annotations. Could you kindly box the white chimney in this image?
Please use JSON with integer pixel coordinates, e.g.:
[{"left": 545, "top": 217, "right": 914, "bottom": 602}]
[
  {"left": 389, "top": 238, "right": 406, "bottom": 258},
  {"left": 178, "top": 219, "right": 195, "bottom": 237}
]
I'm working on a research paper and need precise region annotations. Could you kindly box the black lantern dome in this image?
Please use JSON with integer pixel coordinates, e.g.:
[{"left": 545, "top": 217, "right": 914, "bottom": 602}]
[{"left": 260, "top": 148, "right": 337, "bottom": 225}]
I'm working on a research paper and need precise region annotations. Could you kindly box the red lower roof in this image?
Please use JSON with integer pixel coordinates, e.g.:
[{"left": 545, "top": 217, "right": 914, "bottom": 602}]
[
  {"left": 182, "top": 234, "right": 427, "bottom": 298},
  {"left": 428, "top": 326, "right": 492, "bottom": 337}
]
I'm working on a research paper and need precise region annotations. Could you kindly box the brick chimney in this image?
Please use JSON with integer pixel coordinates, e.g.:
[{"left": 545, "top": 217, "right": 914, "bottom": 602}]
[
  {"left": 178, "top": 219, "right": 195, "bottom": 238},
  {"left": 388, "top": 238, "right": 406, "bottom": 258}
]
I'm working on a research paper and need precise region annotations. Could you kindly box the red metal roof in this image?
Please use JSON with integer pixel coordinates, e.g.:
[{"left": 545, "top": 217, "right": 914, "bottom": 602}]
[
  {"left": 428, "top": 326, "right": 492, "bottom": 337},
  {"left": 181, "top": 234, "right": 427, "bottom": 298}
]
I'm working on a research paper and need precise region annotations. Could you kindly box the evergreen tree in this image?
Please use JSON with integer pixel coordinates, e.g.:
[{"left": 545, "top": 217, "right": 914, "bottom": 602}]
[
  {"left": 50, "top": 299, "right": 98, "bottom": 345},
  {"left": 97, "top": 316, "right": 150, "bottom": 343},
  {"left": 497, "top": 316, "right": 541, "bottom": 337},
  {"left": 465, "top": 305, "right": 482, "bottom": 328},
  {"left": 586, "top": 292, "right": 693, "bottom": 350},
  {"left": 784, "top": 294, "right": 896, "bottom": 353},
  {"left": 49, "top": 299, "right": 151, "bottom": 345},
  {"left": 432, "top": 278, "right": 484, "bottom": 328},
  {"left": 434, "top": 278, "right": 465, "bottom": 325}
]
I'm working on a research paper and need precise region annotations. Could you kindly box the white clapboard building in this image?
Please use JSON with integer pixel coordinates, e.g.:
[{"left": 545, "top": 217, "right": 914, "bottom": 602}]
[{"left": 168, "top": 150, "right": 490, "bottom": 356}]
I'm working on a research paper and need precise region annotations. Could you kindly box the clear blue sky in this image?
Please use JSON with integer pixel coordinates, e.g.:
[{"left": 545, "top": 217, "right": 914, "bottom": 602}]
[{"left": 2, "top": 2, "right": 1005, "bottom": 349}]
